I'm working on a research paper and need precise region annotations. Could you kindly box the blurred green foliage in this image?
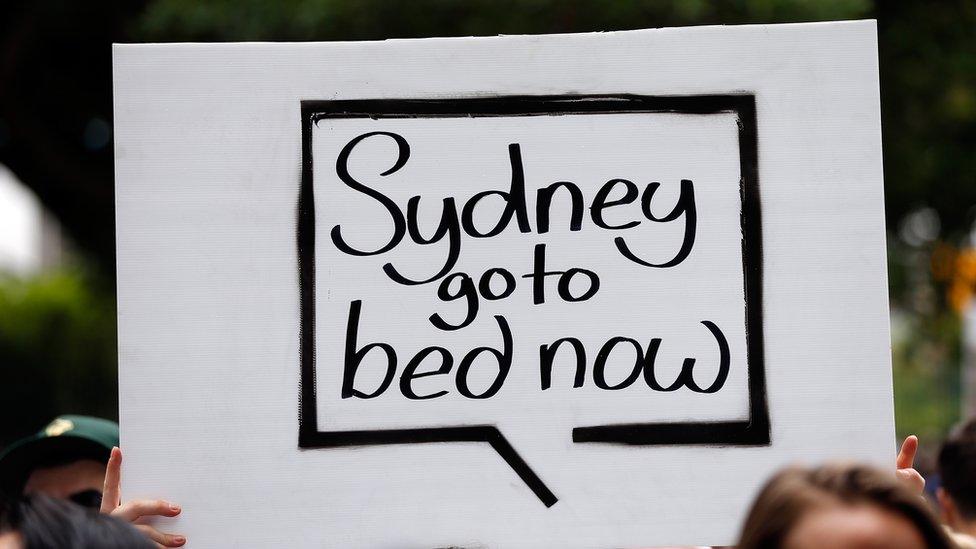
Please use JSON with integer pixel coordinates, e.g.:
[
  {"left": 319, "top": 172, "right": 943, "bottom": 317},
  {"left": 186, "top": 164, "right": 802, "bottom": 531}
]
[
  {"left": 889, "top": 236, "right": 969, "bottom": 444},
  {"left": 879, "top": 2, "right": 976, "bottom": 245},
  {"left": 134, "top": 0, "right": 872, "bottom": 41},
  {"left": 0, "top": 270, "right": 117, "bottom": 446},
  {"left": 892, "top": 307, "right": 962, "bottom": 444}
]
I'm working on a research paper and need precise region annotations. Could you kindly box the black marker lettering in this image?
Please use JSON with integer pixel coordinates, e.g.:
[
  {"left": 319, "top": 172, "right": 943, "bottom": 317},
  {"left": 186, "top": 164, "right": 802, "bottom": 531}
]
[
  {"left": 640, "top": 338, "right": 682, "bottom": 392},
  {"left": 539, "top": 338, "right": 586, "bottom": 390},
  {"left": 429, "top": 272, "right": 479, "bottom": 331},
  {"left": 331, "top": 132, "right": 409, "bottom": 256},
  {"left": 641, "top": 321, "right": 730, "bottom": 393},
  {"left": 593, "top": 337, "right": 645, "bottom": 390},
  {"left": 341, "top": 300, "right": 397, "bottom": 399},
  {"left": 400, "top": 346, "right": 454, "bottom": 400},
  {"left": 615, "top": 179, "right": 697, "bottom": 268},
  {"left": 456, "top": 315, "right": 513, "bottom": 399},
  {"left": 536, "top": 181, "right": 584, "bottom": 233},
  {"left": 522, "top": 243, "right": 600, "bottom": 304},
  {"left": 479, "top": 268, "right": 517, "bottom": 300},
  {"left": 682, "top": 320, "right": 731, "bottom": 393},
  {"left": 557, "top": 268, "right": 600, "bottom": 302},
  {"left": 460, "top": 144, "right": 531, "bottom": 238},
  {"left": 590, "top": 178, "right": 640, "bottom": 230},
  {"left": 383, "top": 196, "right": 462, "bottom": 285},
  {"left": 523, "top": 243, "right": 553, "bottom": 305}
]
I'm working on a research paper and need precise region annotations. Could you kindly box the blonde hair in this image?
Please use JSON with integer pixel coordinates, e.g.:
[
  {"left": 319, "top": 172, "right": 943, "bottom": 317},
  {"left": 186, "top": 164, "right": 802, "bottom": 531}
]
[{"left": 737, "top": 464, "right": 953, "bottom": 549}]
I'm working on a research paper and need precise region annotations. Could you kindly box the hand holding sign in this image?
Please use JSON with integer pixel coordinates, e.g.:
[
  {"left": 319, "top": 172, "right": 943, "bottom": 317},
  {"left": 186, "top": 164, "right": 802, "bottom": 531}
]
[
  {"left": 100, "top": 448, "right": 186, "bottom": 548},
  {"left": 896, "top": 435, "right": 925, "bottom": 495}
]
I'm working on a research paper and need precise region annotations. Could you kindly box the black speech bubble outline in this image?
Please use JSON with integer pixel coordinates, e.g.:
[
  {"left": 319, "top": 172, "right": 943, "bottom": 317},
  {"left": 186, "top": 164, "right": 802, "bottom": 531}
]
[{"left": 297, "top": 94, "right": 769, "bottom": 509}]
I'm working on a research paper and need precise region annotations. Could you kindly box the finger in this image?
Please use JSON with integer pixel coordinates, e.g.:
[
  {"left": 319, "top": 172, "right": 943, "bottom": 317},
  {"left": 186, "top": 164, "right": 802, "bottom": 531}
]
[
  {"left": 100, "top": 447, "right": 123, "bottom": 513},
  {"left": 896, "top": 435, "right": 919, "bottom": 470},
  {"left": 136, "top": 526, "right": 186, "bottom": 548},
  {"left": 115, "top": 499, "right": 181, "bottom": 523},
  {"left": 896, "top": 467, "right": 925, "bottom": 495},
  {"left": 135, "top": 524, "right": 186, "bottom": 547}
]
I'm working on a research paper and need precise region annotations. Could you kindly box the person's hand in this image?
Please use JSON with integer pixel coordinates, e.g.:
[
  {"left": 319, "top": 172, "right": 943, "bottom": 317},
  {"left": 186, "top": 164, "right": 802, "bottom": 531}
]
[
  {"left": 100, "top": 447, "right": 186, "bottom": 548},
  {"left": 896, "top": 434, "right": 925, "bottom": 496}
]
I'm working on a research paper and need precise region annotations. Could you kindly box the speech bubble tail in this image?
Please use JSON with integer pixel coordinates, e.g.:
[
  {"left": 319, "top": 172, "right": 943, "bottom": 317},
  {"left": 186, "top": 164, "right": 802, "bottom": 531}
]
[
  {"left": 486, "top": 427, "right": 558, "bottom": 507},
  {"left": 299, "top": 423, "right": 558, "bottom": 507}
]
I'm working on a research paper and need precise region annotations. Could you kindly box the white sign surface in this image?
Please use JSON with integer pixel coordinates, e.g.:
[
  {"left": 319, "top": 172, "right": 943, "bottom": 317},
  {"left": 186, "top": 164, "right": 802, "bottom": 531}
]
[{"left": 114, "top": 21, "right": 893, "bottom": 548}]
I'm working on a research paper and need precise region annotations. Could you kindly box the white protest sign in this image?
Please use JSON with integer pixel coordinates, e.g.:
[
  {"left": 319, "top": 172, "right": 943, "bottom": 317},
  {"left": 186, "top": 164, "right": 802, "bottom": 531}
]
[{"left": 114, "top": 20, "right": 893, "bottom": 548}]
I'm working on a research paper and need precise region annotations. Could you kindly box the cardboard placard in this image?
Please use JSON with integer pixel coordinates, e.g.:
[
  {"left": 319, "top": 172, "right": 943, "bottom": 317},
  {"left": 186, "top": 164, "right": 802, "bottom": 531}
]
[{"left": 114, "top": 20, "right": 893, "bottom": 548}]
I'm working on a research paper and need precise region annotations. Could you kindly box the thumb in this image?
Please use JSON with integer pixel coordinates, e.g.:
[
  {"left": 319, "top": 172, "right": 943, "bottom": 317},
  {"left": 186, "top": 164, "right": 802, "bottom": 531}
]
[{"left": 896, "top": 435, "right": 918, "bottom": 470}]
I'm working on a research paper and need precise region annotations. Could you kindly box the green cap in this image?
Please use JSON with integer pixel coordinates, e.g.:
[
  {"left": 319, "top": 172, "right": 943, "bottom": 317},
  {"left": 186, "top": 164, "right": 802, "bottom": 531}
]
[{"left": 0, "top": 415, "right": 119, "bottom": 496}]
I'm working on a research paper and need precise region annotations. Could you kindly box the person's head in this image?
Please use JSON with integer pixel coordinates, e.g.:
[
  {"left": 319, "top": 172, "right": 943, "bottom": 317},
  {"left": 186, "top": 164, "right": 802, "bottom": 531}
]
[
  {"left": 0, "top": 493, "right": 153, "bottom": 549},
  {"left": 0, "top": 416, "right": 118, "bottom": 507},
  {"left": 738, "top": 463, "right": 953, "bottom": 549},
  {"left": 938, "top": 418, "right": 976, "bottom": 535}
]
